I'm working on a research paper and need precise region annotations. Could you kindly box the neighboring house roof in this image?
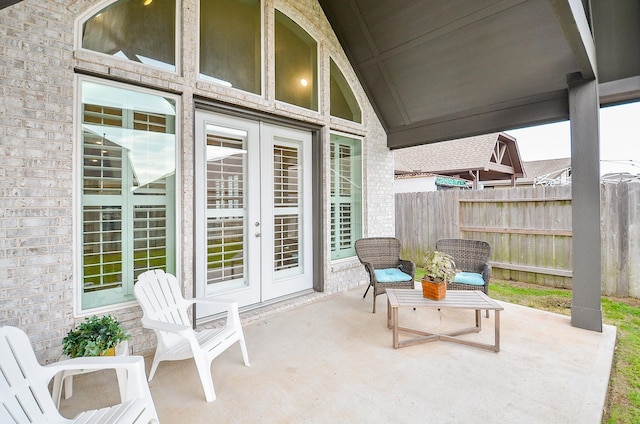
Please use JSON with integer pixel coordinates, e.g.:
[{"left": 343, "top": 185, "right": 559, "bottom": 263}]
[
  {"left": 394, "top": 132, "right": 525, "bottom": 183},
  {"left": 394, "top": 172, "right": 437, "bottom": 179},
  {"left": 519, "top": 157, "right": 572, "bottom": 185}
]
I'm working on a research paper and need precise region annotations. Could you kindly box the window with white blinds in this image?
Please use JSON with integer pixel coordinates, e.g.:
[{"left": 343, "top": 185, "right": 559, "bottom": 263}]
[
  {"left": 205, "top": 128, "right": 246, "bottom": 286},
  {"left": 274, "top": 143, "right": 301, "bottom": 271},
  {"left": 330, "top": 133, "right": 362, "bottom": 260},
  {"left": 80, "top": 79, "right": 177, "bottom": 310}
]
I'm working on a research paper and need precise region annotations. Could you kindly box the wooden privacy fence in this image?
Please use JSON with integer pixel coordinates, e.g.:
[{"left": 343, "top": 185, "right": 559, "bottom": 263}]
[{"left": 395, "top": 182, "right": 640, "bottom": 298}]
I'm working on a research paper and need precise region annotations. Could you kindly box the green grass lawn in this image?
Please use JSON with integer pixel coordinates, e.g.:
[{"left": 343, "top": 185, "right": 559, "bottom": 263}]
[{"left": 487, "top": 279, "right": 640, "bottom": 424}]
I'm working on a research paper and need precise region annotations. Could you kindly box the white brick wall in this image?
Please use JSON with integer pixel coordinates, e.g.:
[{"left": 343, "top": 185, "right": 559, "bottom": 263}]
[{"left": 0, "top": 0, "right": 395, "bottom": 362}]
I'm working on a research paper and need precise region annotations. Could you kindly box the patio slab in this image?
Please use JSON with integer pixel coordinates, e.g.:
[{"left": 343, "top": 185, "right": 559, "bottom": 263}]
[{"left": 57, "top": 287, "right": 616, "bottom": 423}]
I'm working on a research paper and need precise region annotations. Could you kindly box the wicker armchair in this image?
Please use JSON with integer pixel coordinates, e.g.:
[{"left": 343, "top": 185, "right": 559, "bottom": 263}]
[
  {"left": 436, "top": 238, "right": 492, "bottom": 316},
  {"left": 355, "top": 237, "right": 416, "bottom": 313}
]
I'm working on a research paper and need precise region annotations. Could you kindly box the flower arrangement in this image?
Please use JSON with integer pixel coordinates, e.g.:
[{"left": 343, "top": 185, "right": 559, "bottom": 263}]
[{"left": 62, "top": 315, "right": 130, "bottom": 358}]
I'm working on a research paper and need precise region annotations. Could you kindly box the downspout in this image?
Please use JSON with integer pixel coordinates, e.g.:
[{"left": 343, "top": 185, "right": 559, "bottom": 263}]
[{"left": 468, "top": 170, "right": 478, "bottom": 190}]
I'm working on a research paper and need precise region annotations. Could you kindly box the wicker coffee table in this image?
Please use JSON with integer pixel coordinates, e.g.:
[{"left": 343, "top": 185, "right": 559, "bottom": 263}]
[{"left": 386, "top": 289, "right": 504, "bottom": 352}]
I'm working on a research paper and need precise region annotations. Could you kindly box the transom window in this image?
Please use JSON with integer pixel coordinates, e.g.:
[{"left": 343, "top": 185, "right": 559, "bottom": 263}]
[
  {"left": 199, "top": 0, "right": 262, "bottom": 94},
  {"left": 330, "top": 58, "right": 362, "bottom": 123},
  {"left": 275, "top": 9, "right": 318, "bottom": 111},
  {"left": 81, "top": 0, "right": 177, "bottom": 72}
]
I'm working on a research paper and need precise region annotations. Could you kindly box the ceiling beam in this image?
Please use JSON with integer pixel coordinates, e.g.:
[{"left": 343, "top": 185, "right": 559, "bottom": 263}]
[
  {"left": 548, "top": 0, "right": 597, "bottom": 80},
  {"left": 599, "top": 76, "right": 640, "bottom": 106},
  {"left": 387, "top": 90, "right": 569, "bottom": 149}
]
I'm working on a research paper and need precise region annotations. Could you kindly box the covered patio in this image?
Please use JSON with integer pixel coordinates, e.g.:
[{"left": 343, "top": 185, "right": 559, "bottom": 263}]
[{"left": 58, "top": 286, "right": 615, "bottom": 423}]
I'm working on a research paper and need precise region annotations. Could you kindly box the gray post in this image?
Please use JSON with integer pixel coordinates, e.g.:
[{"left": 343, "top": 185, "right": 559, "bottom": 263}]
[{"left": 568, "top": 74, "right": 603, "bottom": 332}]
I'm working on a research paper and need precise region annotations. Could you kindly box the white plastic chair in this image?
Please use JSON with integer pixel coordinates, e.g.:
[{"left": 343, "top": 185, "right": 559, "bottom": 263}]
[
  {"left": 0, "top": 326, "right": 158, "bottom": 424},
  {"left": 134, "top": 269, "right": 250, "bottom": 402}
]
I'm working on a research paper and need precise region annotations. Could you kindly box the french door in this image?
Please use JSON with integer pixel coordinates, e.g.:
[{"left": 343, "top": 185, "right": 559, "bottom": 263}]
[{"left": 194, "top": 111, "right": 313, "bottom": 319}]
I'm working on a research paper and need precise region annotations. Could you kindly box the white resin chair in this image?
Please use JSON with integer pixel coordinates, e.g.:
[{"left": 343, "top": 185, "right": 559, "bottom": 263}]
[
  {"left": 0, "top": 326, "right": 158, "bottom": 424},
  {"left": 134, "top": 269, "right": 250, "bottom": 402}
]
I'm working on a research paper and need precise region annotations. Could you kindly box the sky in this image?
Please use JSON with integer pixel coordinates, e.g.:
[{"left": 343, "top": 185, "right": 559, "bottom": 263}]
[{"left": 505, "top": 101, "right": 640, "bottom": 176}]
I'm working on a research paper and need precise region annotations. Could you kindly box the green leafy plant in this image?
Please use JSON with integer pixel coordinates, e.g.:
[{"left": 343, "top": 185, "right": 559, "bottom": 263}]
[
  {"left": 421, "top": 251, "right": 456, "bottom": 283},
  {"left": 62, "top": 315, "right": 130, "bottom": 358}
]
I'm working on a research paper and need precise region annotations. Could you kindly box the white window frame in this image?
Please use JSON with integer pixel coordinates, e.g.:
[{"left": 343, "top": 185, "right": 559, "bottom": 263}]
[
  {"left": 73, "top": 75, "right": 181, "bottom": 315},
  {"left": 330, "top": 131, "right": 363, "bottom": 260}
]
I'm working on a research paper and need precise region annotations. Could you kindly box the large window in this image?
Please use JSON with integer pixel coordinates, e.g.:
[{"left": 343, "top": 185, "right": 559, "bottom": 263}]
[
  {"left": 330, "top": 133, "right": 362, "bottom": 260},
  {"left": 81, "top": 0, "right": 176, "bottom": 72},
  {"left": 79, "top": 79, "right": 177, "bottom": 310},
  {"left": 200, "top": 0, "right": 262, "bottom": 94},
  {"left": 275, "top": 10, "right": 318, "bottom": 111},
  {"left": 330, "top": 59, "right": 361, "bottom": 123}
]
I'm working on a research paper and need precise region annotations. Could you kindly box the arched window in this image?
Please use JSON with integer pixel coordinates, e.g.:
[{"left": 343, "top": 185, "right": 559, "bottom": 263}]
[
  {"left": 275, "top": 10, "right": 318, "bottom": 111},
  {"left": 199, "top": 0, "right": 262, "bottom": 94},
  {"left": 330, "top": 58, "right": 362, "bottom": 123},
  {"left": 81, "top": 0, "right": 176, "bottom": 72}
]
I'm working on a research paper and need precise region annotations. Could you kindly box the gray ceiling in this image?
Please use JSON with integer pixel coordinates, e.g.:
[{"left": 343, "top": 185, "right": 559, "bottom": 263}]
[{"left": 319, "top": 0, "right": 640, "bottom": 149}]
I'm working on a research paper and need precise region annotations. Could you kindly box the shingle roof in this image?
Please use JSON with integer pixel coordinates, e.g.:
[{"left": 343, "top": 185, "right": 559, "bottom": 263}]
[
  {"left": 393, "top": 132, "right": 524, "bottom": 182},
  {"left": 519, "top": 158, "right": 571, "bottom": 183}
]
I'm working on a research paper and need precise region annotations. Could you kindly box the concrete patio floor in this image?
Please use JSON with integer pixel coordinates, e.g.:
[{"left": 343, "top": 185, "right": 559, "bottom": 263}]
[{"left": 57, "top": 286, "right": 616, "bottom": 423}]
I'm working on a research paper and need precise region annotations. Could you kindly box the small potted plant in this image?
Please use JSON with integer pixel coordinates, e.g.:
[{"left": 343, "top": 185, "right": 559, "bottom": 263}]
[
  {"left": 420, "top": 250, "right": 457, "bottom": 300},
  {"left": 62, "top": 315, "right": 130, "bottom": 358}
]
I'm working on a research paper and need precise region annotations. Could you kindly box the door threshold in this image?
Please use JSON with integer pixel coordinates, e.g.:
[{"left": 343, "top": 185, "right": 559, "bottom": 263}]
[{"left": 195, "top": 289, "right": 321, "bottom": 327}]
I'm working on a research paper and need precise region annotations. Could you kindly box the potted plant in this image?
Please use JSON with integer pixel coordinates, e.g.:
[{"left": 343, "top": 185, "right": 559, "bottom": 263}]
[
  {"left": 62, "top": 315, "right": 130, "bottom": 358},
  {"left": 420, "top": 250, "right": 457, "bottom": 300}
]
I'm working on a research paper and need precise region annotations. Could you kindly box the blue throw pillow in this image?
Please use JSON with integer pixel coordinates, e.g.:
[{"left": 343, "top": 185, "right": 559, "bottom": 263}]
[
  {"left": 453, "top": 272, "right": 485, "bottom": 286},
  {"left": 374, "top": 268, "right": 412, "bottom": 283}
]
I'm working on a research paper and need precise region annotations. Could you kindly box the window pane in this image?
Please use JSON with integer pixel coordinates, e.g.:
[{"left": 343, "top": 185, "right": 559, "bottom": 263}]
[
  {"left": 82, "top": 0, "right": 176, "bottom": 72},
  {"left": 330, "top": 134, "right": 362, "bottom": 260},
  {"left": 80, "top": 80, "right": 177, "bottom": 310},
  {"left": 273, "top": 139, "right": 302, "bottom": 271},
  {"left": 330, "top": 59, "right": 362, "bottom": 123},
  {"left": 205, "top": 127, "right": 247, "bottom": 286},
  {"left": 200, "top": 0, "right": 261, "bottom": 94},
  {"left": 273, "top": 141, "right": 302, "bottom": 271},
  {"left": 275, "top": 10, "right": 318, "bottom": 110}
]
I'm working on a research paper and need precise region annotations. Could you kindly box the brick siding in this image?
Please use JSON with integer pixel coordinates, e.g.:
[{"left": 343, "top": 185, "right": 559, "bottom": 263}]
[{"left": 0, "top": 0, "right": 395, "bottom": 362}]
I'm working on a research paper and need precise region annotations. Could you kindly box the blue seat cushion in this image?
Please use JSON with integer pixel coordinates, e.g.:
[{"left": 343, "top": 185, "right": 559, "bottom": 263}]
[
  {"left": 374, "top": 268, "right": 412, "bottom": 283},
  {"left": 453, "top": 272, "right": 485, "bottom": 286}
]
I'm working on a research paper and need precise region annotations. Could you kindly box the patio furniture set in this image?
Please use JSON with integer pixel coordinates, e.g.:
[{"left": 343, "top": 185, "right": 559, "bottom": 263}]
[
  {"left": 356, "top": 237, "right": 503, "bottom": 352},
  {"left": 1, "top": 237, "right": 499, "bottom": 423}
]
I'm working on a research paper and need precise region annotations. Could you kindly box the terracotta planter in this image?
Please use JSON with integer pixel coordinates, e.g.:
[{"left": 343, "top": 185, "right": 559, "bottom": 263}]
[{"left": 421, "top": 277, "right": 446, "bottom": 300}]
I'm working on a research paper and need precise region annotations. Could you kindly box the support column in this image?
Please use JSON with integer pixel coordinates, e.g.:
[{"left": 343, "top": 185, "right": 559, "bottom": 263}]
[{"left": 569, "top": 74, "right": 603, "bottom": 332}]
